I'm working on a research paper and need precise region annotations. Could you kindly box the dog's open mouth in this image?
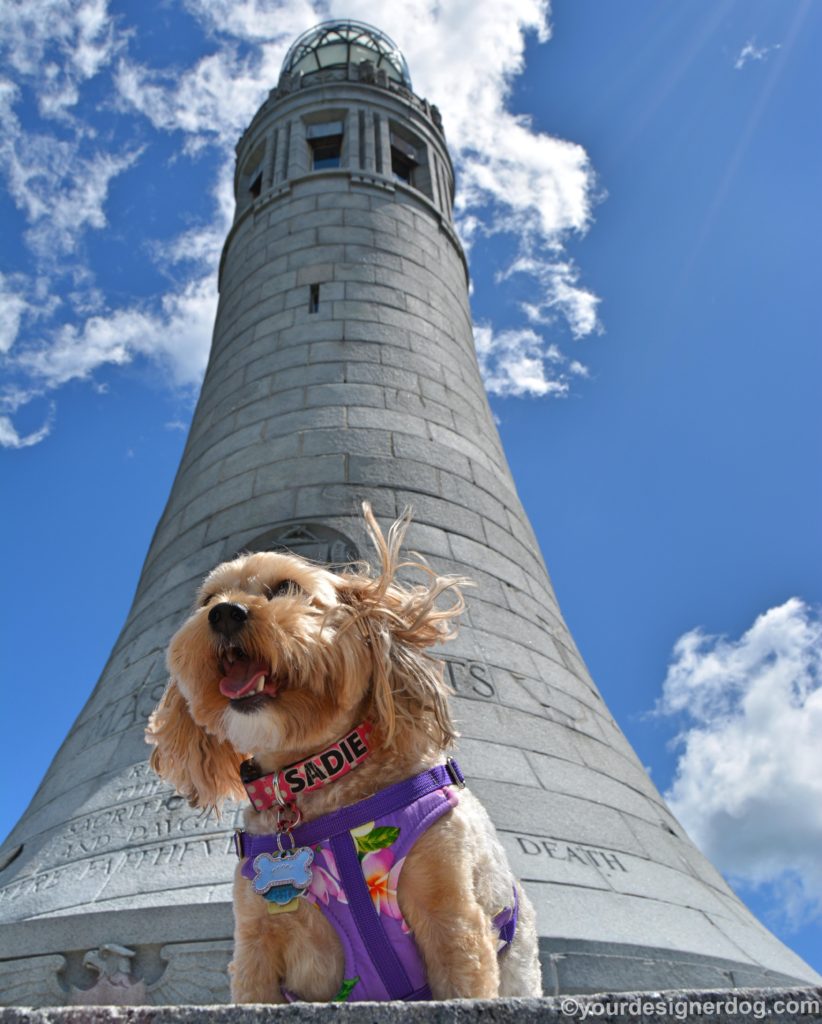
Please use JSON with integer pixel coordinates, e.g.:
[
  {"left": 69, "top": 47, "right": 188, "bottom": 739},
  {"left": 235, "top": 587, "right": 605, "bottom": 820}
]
[{"left": 219, "top": 647, "right": 279, "bottom": 712}]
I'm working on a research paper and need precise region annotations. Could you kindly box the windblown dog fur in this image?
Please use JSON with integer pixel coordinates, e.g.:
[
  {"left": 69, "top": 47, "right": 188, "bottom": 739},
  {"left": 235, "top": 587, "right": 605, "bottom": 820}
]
[{"left": 147, "top": 506, "right": 542, "bottom": 1001}]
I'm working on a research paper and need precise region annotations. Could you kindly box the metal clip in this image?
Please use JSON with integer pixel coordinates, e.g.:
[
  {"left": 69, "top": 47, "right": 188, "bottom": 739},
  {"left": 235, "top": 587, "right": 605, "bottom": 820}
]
[
  {"left": 446, "top": 757, "right": 465, "bottom": 789},
  {"left": 273, "top": 772, "right": 288, "bottom": 808},
  {"left": 233, "top": 829, "right": 244, "bottom": 859},
  {"left": 275, "top": 801, "right": 302, "bottom": 833},
  {"left": 276, "top": 830, "right": 297, "bottom": 854}
]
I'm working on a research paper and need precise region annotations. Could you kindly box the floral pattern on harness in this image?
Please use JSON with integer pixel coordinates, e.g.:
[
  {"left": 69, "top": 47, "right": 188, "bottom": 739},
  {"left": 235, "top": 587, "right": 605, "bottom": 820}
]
[{"left": 305, "top": 821, "right": 411, "bottom": 929}]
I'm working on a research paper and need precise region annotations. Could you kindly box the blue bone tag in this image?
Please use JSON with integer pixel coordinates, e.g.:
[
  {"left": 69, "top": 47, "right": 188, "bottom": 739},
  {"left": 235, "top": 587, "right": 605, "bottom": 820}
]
[{"left": 252, "top": 848, "right": 314, "bottom": 896}]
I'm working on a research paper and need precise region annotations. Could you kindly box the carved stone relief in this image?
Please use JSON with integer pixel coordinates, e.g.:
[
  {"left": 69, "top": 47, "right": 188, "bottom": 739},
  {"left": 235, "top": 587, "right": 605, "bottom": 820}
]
[
  {"left": 240, "top": 522, "right": 359, "bottom": 566},
  {"left": 0, "top": 940, "right": 232, "bottom": 1008}
]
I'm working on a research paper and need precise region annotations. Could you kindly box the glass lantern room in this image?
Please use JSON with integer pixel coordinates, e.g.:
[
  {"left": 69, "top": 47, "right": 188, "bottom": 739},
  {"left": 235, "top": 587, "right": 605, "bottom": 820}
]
[{"left": 281, "top": 21, "right": 412, "bottom": 90}]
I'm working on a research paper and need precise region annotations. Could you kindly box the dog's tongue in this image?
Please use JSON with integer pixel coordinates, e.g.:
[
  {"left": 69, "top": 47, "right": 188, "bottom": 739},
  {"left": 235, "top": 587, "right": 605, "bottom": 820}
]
[{"left": 219, "top": 659, "right": 269, "bottom": 699}]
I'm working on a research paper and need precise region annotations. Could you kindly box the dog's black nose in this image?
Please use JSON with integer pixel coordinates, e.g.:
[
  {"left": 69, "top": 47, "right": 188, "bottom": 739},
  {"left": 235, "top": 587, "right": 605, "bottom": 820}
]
[{"left": 208, "top": 602, "right": 248, "bottom": 637}]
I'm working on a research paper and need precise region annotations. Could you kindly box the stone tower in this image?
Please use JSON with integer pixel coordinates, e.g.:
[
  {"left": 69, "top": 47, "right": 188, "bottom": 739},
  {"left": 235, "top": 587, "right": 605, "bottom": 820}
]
[{"left": 0, "top": 21, "right": 817, "bottom": 1006}]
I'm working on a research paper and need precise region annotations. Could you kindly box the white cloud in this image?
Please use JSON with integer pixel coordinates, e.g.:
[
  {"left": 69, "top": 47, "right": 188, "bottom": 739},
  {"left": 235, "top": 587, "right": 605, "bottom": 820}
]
[
  {"left": 182, "top": 0, "right": 318, "bottom": 44},
  {"left": 0, "top": 413, "right": 54, "bottom": 449},
  {"left": 27, "top": 147, "right": 141, "bottom": 257},
  {"left": 0, "top": 0, "right": 115, "bottom": 79},
  {"left": 505, "top": 256, "right": 601, "bottom": 339},
  {"left": 18, "top": 276, "right": 217, "bottom": 390},
  {"left": 0, "top": 389, "right": 55, "bottom": 449},
  {"left": 153, "top": 161, "right": 235, "bottom": 273},
  {"left": 734, "top": 39, "right": 781, "bottom": 71},
  {"left": 0, "top": 77, "right": 141, "bottom": 258},
  {"left": 0, "top": 0, "right": 120, "bottom": 117},
  {"left": 474, "top": 323, "right": 587, "bottom": 397},
  {"left": 659, "top": 599, "right": 822, "bottom": 925},
  {"left": 114, "top": 43, "right": 291, "bottom": 149},
  {"left": 0, "top": 274, "right": 31, "bottom": 354}
]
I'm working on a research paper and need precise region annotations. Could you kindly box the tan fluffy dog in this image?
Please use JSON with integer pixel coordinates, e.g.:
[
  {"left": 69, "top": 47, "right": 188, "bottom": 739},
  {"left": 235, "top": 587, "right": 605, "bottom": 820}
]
[{"left": 147, "top": 505, "right": 542, "bottom": 1002}]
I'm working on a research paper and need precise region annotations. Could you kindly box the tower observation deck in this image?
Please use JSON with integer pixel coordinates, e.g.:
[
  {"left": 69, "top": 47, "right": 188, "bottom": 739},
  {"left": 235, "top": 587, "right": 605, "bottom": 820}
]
[{"left": 0, "top": 21, "right": 818, "bottom": 1006}]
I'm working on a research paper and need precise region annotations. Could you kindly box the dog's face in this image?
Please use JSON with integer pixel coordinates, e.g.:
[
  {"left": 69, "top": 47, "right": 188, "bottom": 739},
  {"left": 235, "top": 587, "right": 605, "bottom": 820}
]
[
  {"left": 148, "top": 507, "right": 463, "bottom": 810},
  {"left": 167, "top": 550, "right": 371, "bottom": 758}
]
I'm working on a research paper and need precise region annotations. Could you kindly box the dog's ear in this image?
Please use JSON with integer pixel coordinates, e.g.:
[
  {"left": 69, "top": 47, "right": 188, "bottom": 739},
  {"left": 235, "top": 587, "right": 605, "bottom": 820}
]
[
  {"left": 364, "top": 607, "right": 458, "bottom": 752},
  {"left": 338, "top": 504, "right": 471, "bottom": 750},
  {"left": 146, "top": 680, "right": 246, "bottom": 811}
]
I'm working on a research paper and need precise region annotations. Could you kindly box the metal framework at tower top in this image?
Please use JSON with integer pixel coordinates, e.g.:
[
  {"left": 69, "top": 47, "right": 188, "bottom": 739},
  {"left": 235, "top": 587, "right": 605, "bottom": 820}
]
[
  {"left": 0, "top": 21, "right": 819, "bottom": 1007},
  {"left": 282, "top": 20, "right": 412, "bottom": 89}
]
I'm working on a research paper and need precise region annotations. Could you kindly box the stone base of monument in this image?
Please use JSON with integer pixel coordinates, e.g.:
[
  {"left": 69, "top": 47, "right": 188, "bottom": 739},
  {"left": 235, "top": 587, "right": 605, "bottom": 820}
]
[{"left": 2, "top": 989, "right": 822, "bottom": 1024}]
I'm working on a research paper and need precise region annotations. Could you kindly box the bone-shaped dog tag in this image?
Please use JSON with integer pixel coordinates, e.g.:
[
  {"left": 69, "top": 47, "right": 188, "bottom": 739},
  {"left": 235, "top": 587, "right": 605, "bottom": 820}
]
[{"left": 252, "top": 847, "right": 314, "bottom": 897}]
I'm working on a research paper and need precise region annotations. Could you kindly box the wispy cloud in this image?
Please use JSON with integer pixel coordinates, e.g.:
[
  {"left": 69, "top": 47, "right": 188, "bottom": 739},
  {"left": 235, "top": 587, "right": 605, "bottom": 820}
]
[
  {"left": 658, "top": 599, "right": 822, "bottom": 926},
  {"left": 474, "top": 324, "right": 588, "bottom": 397},
  {"left": 0, "top": 0, "right": 120, "bottom": 117},
  {"left": 501, "top": 255, "right": 601, "bottom": 339},
  {"left": 734, "top": 38, "right": 781, "bottom": 71},
  {"left": 181, "top": 0, "right": 318, "bottom": 43},
  {"left": 114, "top": 48, "right": 282, "bottom": 151},
  {"left": 0, "top": 274, "right": 31, "bottom": 355},
  {"left": 149, "top": 161, "right": 235, "bottom": 274},
  {"left": 0, "top": 389, "right": 55, "bottom": 448},
  {"left": 0, "top": 413, "right": 54, "bottom": 449},
  {"left": 0, "top": 70, "right": 140, "bottom": 261},
  {"left": 18, "top": 276, "right": 217, "bottom": 390}
]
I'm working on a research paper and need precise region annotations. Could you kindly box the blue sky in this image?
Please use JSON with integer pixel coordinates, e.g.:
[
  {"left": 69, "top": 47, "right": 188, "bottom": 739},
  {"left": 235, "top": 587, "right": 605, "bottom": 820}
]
[{"left": 2, "top": 0, "right": 820, "bottom": 973}]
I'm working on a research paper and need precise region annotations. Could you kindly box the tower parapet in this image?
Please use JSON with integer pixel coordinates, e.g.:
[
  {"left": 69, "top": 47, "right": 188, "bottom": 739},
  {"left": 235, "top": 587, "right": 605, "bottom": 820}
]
[{"left": 227, "top": 20, "right": 456, "bottom": 283}]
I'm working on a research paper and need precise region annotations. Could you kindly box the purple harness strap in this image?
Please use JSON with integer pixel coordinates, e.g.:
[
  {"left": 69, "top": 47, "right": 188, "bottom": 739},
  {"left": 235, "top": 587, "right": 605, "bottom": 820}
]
[
  {"left": 493, "top": 883, "right": 519, "bottom": 947},
  {"left": 237, "top": 761, "right": 464, "bottom": 863},
  {"left": 330, "top": 830, "right": 416, "bottom": 998}
]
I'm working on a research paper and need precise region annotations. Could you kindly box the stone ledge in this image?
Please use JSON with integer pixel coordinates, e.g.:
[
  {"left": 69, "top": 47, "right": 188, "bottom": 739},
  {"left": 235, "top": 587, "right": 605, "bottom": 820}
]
[{"left": 3, "top": 989, "right": 822, "bottom": 1024}]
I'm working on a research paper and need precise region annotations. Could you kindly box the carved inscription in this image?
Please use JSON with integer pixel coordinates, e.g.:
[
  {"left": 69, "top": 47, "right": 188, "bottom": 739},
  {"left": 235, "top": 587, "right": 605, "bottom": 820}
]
[
  {"left": 516, "top": 835, "right": 628, "bottom": 872},
  {"left": 441, "top": 657, "right": 496, "bottom": 699},
  {"left": 0, "top": 833, "right": 236, "bottom": 904},
  {"left": 96, "top": 680, "right": 167, "bottom": 740},
  {"left": 440, "top": 657, "right": 591, "bottom": 728},
  {"left": 115, "top": 762, "right": 169, "bottom": 802},
  {"left": 53, "top": 794, "right": 232, "bottom": 861}
]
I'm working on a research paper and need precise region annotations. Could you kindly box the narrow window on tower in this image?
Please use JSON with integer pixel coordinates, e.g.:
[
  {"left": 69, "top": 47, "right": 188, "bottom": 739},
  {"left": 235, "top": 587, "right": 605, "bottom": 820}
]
[
  {"left": 307, "top": 121, "right": 344, "bottom": 170},
  {"left": 388, "top": 123, "right": 432, "bottom": 197},
  {"left": 240, "top": 142, "right": 265, "bottom": 209},
  {"left": 358, "top": 109, "right": 366, "bottom": 169},
  {"left": 309, "top": 283, "right": 320, "bottom": 314},
  {"left": 390, "top": 133, "right": 417, "bottom": 186}
]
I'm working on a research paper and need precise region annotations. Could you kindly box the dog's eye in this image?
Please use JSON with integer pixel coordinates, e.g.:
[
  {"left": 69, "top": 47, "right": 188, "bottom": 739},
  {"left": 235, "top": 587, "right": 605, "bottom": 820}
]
[
  {"left": 264, "top": 580, "right": 300, "bottom": 599},
  {"left": 201, "top": 594, "right": 215, "bottom": 607}
]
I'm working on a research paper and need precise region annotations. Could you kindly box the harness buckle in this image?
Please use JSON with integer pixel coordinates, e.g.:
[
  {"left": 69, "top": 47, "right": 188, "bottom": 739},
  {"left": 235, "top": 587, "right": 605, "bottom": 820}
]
[
  {"left": 446, "top": 757, "right": 465, "bottom": 789},
  {"left": 233, "top": 829, "right": 244, "bottom": 859}
]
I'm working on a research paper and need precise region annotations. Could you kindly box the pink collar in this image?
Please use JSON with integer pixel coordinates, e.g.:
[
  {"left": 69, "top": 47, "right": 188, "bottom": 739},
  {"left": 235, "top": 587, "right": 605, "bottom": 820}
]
[{"left": 240, "top": 722, "right": 373, "bottom": 814}]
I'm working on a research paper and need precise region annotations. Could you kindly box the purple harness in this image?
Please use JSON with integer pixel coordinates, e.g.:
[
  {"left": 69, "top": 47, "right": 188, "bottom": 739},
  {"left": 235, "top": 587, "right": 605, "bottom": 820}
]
[{"left": 236, "top": 762, "right": 518, "bottom": 1002}]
